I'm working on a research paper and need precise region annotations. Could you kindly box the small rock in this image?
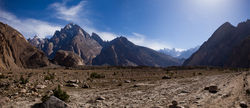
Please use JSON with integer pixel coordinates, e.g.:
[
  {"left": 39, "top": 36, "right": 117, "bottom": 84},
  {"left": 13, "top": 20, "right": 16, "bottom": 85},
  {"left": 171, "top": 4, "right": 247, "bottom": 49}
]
[
  {"left": 20, "top": 89, "right": 27, "bottom": 93},
  {"left": 204, "top": 87, "right": 209, "bottom": 90},
  {"left": 208, "top": 86, "right": 218, "bottom": 93},
  {"left": 240, "top": 101, "right": 248, "bottom": 108},
  {"left": 82, "top": 83, "right": 90, "bottom": 88},
  {"left": 32, "top": 91, "right": 39, "bottom": 96},
  {"left": 124, "top": 80, "right": 131, "bottom": 83},
  {"left": 0, "top": 97, "right": 10, "bottom": 105},
  {"left": 180, "top": 90, "right": 189, "bottom": 93},
  {"left": 67, "top": 79, "right": 80, "bottom": 84},
  {"left": 246, "top": 89, "right": 250, "bottom": 95},
  {"left": 133, "top": 84, "right": 139, "bottom": 87},
  {"left": 96, "top": 96, "right": 105, "bottom": 100},
  {"left": 162, "top": 75, "right": 171, "bottom": 79},
  {"left": 66, "top": 83, "right": 79, "bottom": 87},
  {"left": 36, "top": 85, "right": 47, "bottom": 89},
  {"left": 169, "top": 100, "right": 182, "bottom": 108}
]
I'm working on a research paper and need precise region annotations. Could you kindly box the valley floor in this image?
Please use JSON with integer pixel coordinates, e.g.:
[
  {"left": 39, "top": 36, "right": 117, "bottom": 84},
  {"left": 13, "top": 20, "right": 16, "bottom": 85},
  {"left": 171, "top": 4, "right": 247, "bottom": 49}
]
[{"left": 0, "top": 67, "right": 249, "bottom": 108}]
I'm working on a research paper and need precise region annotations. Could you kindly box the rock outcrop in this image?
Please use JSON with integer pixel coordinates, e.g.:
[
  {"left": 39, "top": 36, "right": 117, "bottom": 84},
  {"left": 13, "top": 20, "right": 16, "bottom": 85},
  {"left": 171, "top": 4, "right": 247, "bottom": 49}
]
[
  {"left": 32, "top": 96, "right": 70, "bottom": 108},
  {"left": 0, "top": 22, "right": 49, "bottom": 69},
  {"left": 54, "top": 50, "right": 84, "bottom": 67}
]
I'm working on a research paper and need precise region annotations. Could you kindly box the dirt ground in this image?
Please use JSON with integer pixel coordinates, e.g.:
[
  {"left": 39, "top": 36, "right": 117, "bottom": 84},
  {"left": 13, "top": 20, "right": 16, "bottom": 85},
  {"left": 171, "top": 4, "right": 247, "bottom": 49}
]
[{"left": 0, "top": 66, "right": 249, "bottom": 108}]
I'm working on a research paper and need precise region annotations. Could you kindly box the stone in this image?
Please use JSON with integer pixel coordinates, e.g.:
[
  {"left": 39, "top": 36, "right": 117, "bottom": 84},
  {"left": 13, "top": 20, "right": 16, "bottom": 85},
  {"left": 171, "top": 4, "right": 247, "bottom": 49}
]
[
  {"left": 67, "top": 80, "right": 80, "bottom": 84},
  {"left": 180, "top": 90, "right": 190, "bottom": 93},
  {"left": 82, "top": 83, "right": 90, "bottom": 88},
  {"left": 169, "top": 100, "right": 182, "bottom": 108},
  {"left": 162, "top": 75, "right": 171, "bottom": 79},
  {"left": 96, "top": 96, "right": 105, "bottom": 100},
  {"left": 208, "top": 86, "right": 218, "bottom": 93},
  {"left": 36, "top": 85, "right": 47, "bottom": 89},
  {"left": 66, "top": 83, "right": 78, "bottom": 88},
  {"left": 133, "top": 84, "right": 139, "bottom": 87},
  {"left": 124, "top": 80, "right": 131, "bottom": 83},
  {"left": 0, "top": 97, "right": 10, "bottom": 106},
  {"left": 246, "top": 88, "right": 250, "bottom": 95},
  {"left": 204, "top": 87, "right": 209, "bottom": 90},
  {"left": 20, "top": 89, "right": 27, "bottom": 93},
  {"left": 239, "top": 101, "right": 248, "bottom": 108},
  {"left": 31, "top": 96, "right": 70, "bottom": 108}
]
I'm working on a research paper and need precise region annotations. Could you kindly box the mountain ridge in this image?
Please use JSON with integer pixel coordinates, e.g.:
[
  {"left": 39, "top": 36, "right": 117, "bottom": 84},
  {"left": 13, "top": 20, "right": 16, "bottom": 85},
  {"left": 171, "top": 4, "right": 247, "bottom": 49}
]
[{"left": 184, "top": 20, "right": 250, "bottom": 67}]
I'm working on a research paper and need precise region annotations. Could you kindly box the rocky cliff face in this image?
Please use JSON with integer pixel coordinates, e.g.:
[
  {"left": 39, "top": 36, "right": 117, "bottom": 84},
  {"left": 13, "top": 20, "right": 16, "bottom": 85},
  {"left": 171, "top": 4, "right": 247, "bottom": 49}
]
[
  {"left": 38, "top": 23, "right": 102, "bottom": 65},
  {"left": 0, "top": 22, "right": 49, "bottom": 69},
  {"left": 184, "top": 20, "right": 250, "bottom": 67},
  {"left": 93, "top": 37, "right": 181, "bottom": 67},
  {"left": 91, "top": 33, "right": 108, "bottom": 47},
  {"left": 54, "top": 50, "right": 85, "bottom": 67}
]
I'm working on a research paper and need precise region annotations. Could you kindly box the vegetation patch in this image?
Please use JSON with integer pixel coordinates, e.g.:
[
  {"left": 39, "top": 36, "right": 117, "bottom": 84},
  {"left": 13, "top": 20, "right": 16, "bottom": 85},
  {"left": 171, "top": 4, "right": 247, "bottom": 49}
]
[
  {"left": 53, "top": 85, "right": 70, "bottom": 101},
  {"left": 90, "top": 72, "right": 105, "bottom": 79},
  {"left": 44, "top": 72, "right": 55, "bottom": 81},
  {"left": 20, "top": 75, "right": 29, "bottom": 84}
]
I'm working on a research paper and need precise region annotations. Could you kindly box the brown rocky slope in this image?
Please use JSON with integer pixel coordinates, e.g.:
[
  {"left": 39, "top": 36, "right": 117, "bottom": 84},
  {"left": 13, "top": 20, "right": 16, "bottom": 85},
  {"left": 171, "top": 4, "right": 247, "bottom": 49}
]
[
  {"left": 184, "top": 20, "right": 250, "bottom": 67},
  {"left": 0, "top": 22, "right": 49, "bottom": 70}
]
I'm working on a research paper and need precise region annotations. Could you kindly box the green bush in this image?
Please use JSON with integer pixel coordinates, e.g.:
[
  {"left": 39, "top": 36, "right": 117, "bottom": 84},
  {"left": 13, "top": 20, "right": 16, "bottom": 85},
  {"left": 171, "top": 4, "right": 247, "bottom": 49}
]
[
  {"left": 53, "top": 85, "right": 69, "bottom": 102},
  {"left": 44, "top": 72, "right": 55, "bottom": 81},
  {"left": 20, "top": 75, "right": 28, "bottom": 84},
  {"left": 90, "top": 72, "right": 105, "bottom": 79}
]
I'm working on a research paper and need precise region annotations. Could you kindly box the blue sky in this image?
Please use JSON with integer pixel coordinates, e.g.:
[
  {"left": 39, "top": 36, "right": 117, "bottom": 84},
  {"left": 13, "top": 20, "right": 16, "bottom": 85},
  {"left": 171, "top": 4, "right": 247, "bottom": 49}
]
[{"left": 0, "top": 0, "right": 249, "bottom": 50}]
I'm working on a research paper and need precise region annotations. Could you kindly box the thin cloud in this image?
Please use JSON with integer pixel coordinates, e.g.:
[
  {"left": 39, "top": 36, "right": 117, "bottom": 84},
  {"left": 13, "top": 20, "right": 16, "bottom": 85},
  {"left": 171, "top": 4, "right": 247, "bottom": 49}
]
[
  {"left": 0, "top": 9, "right": 61, "bottom": 38},
  {"left": 127, "top": 32, "right": 173, "bottom": 50},
  {"left": 49, "top": 0, "right": 89, "bottom": 24},
  {"left": 48, "top": 0, "right": 175, "bottom": 50}
]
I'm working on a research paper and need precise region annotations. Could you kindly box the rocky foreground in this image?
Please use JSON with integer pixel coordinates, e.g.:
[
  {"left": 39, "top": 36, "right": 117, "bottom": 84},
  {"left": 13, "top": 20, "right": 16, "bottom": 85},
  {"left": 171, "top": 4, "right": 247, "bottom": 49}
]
[{"left": 0, "top": 67, "right": 249, "bottom": 108}]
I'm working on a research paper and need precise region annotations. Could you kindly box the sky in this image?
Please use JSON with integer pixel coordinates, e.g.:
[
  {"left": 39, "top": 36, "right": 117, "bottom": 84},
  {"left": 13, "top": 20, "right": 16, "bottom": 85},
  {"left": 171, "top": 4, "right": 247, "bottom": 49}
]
[{"left": 0, "top": 0, "right": 249, "bottom": 50}]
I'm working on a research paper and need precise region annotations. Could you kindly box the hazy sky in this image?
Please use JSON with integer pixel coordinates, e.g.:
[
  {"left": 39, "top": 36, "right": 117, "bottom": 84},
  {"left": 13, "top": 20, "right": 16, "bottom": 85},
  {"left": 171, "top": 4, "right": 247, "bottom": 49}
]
[{"left": 0, "top": 0, "right": 249, "bottom": 50}]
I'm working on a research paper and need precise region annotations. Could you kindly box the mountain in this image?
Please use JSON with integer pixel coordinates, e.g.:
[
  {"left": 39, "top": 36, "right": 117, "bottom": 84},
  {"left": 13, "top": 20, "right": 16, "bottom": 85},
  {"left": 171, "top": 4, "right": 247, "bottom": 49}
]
[
  {"left": 178, "top": 46, "right": 199, "bottom": 59},
  {"left": 184, "top": 20, "right": 250, "bottom": 67},
  {"left": 92, "top": 37, "right": 181, "bottom": 67},
  {"left": 91, "top": 33, "right": 108, "bottom": 47},
  {"left": 30, "top": 23, "right": 102, "bottom": 65},
  {"left": 158, "top": 48, "right": 181, "bottom": 57},
  {"left": 28, "top": 35, "right": 47, "bottom": 49},
  {"left": 0, "top": 22, "right": 49, "bottom": 69},
  {"left": 159, "top": 46, "right": 199, "bottom": 59}
]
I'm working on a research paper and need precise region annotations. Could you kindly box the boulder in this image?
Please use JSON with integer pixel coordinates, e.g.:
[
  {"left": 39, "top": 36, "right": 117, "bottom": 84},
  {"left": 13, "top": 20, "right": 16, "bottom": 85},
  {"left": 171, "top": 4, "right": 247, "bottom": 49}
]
[
  {"left": 0, "top": 97, "right": 10, "bottom": 106},
  {"left": 124, "top": 80, "right": 131, "bottom": 83},
  {"left": 36, "top": 85, "right": 47, "bottom": 89},
  {"left": 169, "top": 100, "right": 182, "bottom": 108},
  {"left": 82, "top": 83, "right": 90, "bottom": 88},
  {"left": 66, "top": 83, "right": 79, "bottom": 88},
  {"left": 54, "top": 50, "right": 85, "bottom": 67},
  {"left": 96, "top": 96, "right": 105, "bottom": 100},
  {"left": 208, "top": 86, "right": 218, "bottom": 93},
  {"left": 162, "top": 75, "right": 171, "bottom": 79},
  {"left": 20, "top": 89, "right": 27, "bottom": 93},
  {"left": 246, "top": 88, "right": 250, "bottom": 95},
  {"left": 67, "top": 80, "right": 80, "bottom": 84},
  {"left": 31, "top": 96, "right": 70, "bottom": 108},
  {"left": 240, "top": 101, "right": 248, "bottom": 108}
]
